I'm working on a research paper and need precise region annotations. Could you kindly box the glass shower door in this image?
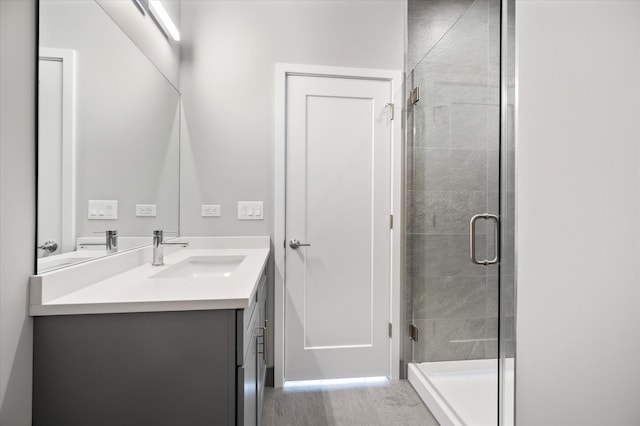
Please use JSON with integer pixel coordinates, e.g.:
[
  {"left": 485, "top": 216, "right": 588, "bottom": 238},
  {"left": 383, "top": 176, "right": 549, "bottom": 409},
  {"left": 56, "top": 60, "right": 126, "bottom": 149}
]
[{"left": 405, "top": 0, "right": 513, "bottom": 424}]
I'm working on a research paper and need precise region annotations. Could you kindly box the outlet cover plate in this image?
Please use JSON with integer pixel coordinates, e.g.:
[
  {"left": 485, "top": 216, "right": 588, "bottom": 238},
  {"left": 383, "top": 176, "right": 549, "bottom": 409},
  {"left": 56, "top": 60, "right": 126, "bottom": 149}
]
[
  {"left": 88, "top": 200, "right": 118, "bottom": 220},
  {"left": 237, "top": 201, "right": 263, "bottom": 220},
  {"left": 136, "top": 204, "right": 157, "bottom": 217},
  {"left": 202, "top": 204, "right": 221, "bottom": 217}
]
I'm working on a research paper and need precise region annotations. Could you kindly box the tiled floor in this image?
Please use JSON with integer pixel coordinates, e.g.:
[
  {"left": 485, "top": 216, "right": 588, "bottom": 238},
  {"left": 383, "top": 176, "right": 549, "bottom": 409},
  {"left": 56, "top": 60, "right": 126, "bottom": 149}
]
[{"left": 261, "top": 379, "right": 439, "bottom": 426}]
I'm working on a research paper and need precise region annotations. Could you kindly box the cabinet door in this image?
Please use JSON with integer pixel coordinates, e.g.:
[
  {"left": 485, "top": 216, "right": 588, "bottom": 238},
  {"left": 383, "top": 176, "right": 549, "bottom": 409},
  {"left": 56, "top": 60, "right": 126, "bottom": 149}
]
[
  {"left": 239, "top": 330, "right": 257, "bottom": 426},
  {"left": 34, "top": 311, "right": 237, "bottom": 426},
  {"left": 239, "top": 273, "right": 266, "bottom": 426},
  {"left": 257, "top": 283, "right": 267, "bottom": 425}
]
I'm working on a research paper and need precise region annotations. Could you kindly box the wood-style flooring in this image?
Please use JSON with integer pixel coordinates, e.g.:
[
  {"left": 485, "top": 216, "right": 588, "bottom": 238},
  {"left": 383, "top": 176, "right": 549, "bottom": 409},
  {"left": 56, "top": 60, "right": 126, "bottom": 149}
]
[{"left": 261, "top": 379, "right": 439, "bottom": 426}]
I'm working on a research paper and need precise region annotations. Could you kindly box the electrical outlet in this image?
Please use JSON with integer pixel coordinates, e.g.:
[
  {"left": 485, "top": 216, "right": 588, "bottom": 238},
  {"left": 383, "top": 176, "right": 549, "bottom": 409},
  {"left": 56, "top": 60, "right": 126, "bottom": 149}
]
[
  {"left": 136, "top": 204, "right": 157, "bottom": 217},
  {"left": 202, "top": 204, "right": 221, "bottom": 217}
]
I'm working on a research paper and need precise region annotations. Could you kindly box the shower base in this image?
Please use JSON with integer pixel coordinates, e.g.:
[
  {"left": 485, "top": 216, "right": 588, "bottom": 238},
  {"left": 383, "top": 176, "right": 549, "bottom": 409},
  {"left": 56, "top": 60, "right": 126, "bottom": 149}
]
[{"left": 408, "top": 358, "right": 514, "bottom": 426}]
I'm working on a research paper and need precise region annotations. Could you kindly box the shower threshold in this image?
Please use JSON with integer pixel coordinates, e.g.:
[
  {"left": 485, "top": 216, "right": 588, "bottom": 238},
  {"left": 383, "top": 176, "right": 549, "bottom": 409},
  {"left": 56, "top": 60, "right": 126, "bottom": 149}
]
[{"left": 408, "top": 358, "right": 514, "bottom": 426}]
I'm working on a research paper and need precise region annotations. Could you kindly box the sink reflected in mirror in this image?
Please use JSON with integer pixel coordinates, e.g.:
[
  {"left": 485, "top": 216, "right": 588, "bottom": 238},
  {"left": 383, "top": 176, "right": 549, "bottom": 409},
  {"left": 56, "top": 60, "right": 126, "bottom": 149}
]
[
  {"left": 38, "top": 254, "right": 102, "bottom": 273},
  {"left": 151, "top": 256, "right": 246, "bottom": 279}
]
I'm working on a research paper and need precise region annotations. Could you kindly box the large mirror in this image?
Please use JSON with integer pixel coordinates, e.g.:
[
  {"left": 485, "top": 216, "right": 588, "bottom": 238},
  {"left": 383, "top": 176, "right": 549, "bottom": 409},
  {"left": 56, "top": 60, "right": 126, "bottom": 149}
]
[{"left": 37, "top": 0, "right": 180, "bottom": 273}]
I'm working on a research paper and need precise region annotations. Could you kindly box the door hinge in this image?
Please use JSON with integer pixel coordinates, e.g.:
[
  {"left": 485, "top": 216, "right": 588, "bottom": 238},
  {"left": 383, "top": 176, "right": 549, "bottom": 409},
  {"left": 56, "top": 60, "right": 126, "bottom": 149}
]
[
  {"left": 390, "top": 214, "right": 394, "bottom": 229},
  {"left": 386, "top": 102, "right": 395, "bottom": 121},
  {"left": 409, "top": 324, "right": 419, "bottom": 342},
  {"left": 283, "top": 239, "right": 286, "bottom": 249},
  {"left": 410, "top": 87, "right": 420, "bottom": 105},
  {"left": 388, "top": 323, "right": 393, "bottom": 338}
]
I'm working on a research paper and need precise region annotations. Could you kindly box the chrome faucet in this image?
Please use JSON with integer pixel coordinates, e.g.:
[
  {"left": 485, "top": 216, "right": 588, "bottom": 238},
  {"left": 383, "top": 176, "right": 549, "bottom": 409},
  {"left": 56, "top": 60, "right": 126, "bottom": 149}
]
[
  {"left": 80, "top": 230, "right": 118, "bottom": 253},
  {"left": 152, "top": 230, "right": 188, "bottom": 266}
]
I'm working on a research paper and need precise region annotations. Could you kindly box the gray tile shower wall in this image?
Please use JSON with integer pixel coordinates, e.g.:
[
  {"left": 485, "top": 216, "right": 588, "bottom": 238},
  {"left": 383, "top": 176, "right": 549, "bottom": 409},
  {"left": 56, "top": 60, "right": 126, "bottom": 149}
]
[
  {"left": 406, "top": 0, "right": 501, "bottom": 363},
  {"left": 407, "top": 0, "right": 475, "bottom": 71}
]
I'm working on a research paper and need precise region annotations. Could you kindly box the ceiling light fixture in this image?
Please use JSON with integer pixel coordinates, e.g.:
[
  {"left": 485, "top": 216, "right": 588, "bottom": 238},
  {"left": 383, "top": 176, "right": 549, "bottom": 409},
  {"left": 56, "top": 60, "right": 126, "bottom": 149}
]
[{"left": 148, "top": 1, "right": 180, "bottom": 42}]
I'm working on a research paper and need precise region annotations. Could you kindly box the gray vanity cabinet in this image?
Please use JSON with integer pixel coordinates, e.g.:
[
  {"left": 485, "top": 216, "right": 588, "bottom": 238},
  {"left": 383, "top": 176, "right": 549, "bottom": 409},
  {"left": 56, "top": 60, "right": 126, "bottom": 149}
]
[
  {"left": 33, "top": 271, "right": 267, "bottom": 426},
  {"left": 238, "top": 270, "right": 268, "bottom": 426}
]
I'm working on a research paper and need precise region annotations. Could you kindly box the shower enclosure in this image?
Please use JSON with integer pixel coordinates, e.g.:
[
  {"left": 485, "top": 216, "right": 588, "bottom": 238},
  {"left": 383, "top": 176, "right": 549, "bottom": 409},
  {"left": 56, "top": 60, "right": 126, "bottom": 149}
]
[{"left": 404, "top": 0, "right": 515, "bottom": 425}]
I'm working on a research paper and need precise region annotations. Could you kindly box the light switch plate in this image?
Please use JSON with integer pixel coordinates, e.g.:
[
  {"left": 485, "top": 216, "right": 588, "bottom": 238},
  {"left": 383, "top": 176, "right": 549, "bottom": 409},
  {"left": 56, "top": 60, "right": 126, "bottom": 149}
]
[
  {"left": 136, "top": 204, "right": 157, "bottom": 217},
  {"left": 202, "top": 204, "right": 221, "bottom": 217},
  {"left": 88, "top": 200, "right": 118, "bottom": 220},
  {"left": 237, "top": 201, "right": 264, "bottom": 220}
]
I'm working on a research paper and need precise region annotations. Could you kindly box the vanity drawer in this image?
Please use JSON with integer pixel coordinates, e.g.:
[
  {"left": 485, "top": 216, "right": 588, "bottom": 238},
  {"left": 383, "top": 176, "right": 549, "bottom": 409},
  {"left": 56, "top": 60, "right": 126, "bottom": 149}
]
[{"left": 237, "top": 268, "right": 267, "bottom": 365}]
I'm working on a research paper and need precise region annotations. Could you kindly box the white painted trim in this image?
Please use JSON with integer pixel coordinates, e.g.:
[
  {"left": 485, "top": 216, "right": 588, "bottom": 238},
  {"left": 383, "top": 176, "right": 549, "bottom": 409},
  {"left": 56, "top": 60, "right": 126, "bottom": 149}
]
[
  {"left": 388, "top": 66, "right": 404, "bottom": 384},
  {"left": 39, "top": 48, "right": 77, "bottom": 253},
  {"left": 274, "top": 63, "right": 403, "bottom": 387},
  {"left": 274, "top": 63, "right": 286, "bottom": 388}
]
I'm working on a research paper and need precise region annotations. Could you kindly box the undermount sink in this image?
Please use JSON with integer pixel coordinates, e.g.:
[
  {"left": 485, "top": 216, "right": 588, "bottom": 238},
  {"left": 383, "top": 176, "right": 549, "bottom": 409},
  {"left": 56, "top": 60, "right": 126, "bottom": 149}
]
[{"left": 151, "top": 255, "right": 246, "bottom": 279}]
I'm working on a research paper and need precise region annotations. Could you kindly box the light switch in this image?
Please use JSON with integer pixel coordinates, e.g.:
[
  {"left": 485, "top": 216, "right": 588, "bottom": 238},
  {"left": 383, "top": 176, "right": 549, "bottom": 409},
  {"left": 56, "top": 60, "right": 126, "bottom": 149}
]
[
  {"left": 88, "top": 200, "right": 118, "bottom": 220},
  {"left": 136, "top": 204, "right": 157, "bottom": 217},
  {"left": 201, "top": 204, "right": 221, "bottom": 217},
  {"left": 237, "top": 201, "right": 264, "bottom": 220}
]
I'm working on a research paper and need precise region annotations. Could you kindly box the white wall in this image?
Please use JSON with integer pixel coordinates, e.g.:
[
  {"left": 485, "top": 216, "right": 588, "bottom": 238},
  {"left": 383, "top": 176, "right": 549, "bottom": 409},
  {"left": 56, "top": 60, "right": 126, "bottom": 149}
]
[
  {"left": 0, "top": 1, "right": 36, "bottom": 424},
  {"left": 179, "top": 0, "right": 405, "bottom": 237},
  {"left": 516, "top": 1, "right": 640, "bottom": 424}
]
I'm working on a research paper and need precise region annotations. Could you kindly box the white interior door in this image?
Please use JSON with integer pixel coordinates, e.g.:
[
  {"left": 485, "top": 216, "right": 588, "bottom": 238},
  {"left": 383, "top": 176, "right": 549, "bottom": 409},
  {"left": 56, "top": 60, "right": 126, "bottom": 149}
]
[
  {"left": 38, "top": 58, "right": 64, "bottom": 256},
  {"left": 285, "top": 74, "right": 392, "bottom": 381},
  {"left": 38, "top": 49, "right": 75, "bottom": 256}
]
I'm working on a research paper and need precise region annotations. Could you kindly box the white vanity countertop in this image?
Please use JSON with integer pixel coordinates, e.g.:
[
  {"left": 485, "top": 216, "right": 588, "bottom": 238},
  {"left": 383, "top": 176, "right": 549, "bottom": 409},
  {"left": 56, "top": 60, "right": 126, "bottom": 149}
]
[{"left": 30, "top": 237, "right": 270, "bottom": 316}]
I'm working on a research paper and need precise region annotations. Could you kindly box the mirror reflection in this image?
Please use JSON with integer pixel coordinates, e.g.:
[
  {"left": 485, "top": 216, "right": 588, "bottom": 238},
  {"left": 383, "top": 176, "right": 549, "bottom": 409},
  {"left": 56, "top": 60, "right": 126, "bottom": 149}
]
[{"left": 37, "top": 0, "right": 180, "bottom": 273}]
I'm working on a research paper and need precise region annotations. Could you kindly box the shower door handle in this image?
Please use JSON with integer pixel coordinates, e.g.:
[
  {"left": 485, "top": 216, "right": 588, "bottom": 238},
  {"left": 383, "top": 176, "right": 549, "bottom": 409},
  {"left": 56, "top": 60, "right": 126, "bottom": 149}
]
[{"left": 470, "top": 213, "right": 499, "bottom": 265}]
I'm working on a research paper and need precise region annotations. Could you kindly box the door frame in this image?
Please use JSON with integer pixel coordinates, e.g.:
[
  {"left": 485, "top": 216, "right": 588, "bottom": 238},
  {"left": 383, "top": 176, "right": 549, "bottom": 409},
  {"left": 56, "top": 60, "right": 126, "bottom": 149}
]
[
  {"left": 274, "top": 63, "right": 403, "bottom": 387},
  {"left": 38, "top": 47, "right": 76, "bottom": 253}
]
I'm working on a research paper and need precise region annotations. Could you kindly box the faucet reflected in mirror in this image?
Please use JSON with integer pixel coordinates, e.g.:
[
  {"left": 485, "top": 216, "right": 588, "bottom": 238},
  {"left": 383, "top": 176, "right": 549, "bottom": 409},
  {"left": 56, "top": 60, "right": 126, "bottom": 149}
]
[{"left": 77, "top": 230, "right": 118, "bottom": 254}]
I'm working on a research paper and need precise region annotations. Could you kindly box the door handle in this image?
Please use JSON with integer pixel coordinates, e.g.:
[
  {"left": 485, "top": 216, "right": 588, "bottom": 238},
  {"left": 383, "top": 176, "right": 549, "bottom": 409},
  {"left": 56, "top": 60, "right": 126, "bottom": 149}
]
[
  {"left": 289, "top": 239, "right": 311, "bottom": 249},
  {"left": 37, "top": 240, "right": 58, "bottom": 253},
  {"left": 257, "top": 320, "right": 268, "bottom": 361},
  {"left": 469, "top": 213, "right": 499, "bottom": 265}
]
